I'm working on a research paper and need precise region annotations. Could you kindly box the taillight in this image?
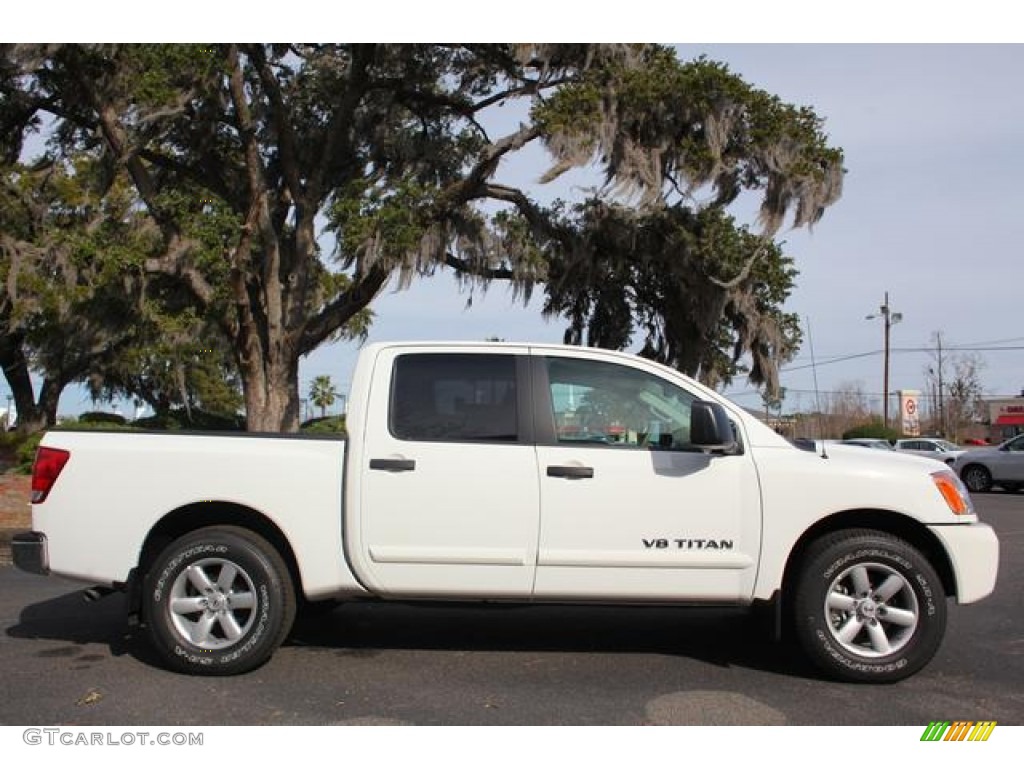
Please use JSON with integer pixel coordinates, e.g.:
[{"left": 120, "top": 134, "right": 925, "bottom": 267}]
[{"left": 31, "top": 446, "right": 70, "bottom": 503}]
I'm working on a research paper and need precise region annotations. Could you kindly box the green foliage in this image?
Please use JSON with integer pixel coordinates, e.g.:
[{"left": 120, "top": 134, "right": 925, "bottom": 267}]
[
  {"left": 0, "top": 154, "right": 160, "bottom": 433},
  {"left": 542, "top": 204, "right": 802, "bottom": 393},
  {"left": 300, "top": 415, "right": 347, "bottom": 435},
  {"left": 842, "top": 422, "right": 900, "bottom": 441},
  {"left": 78, "top": 411, "right": 128, "bottom": 425},
  {"left": 14, "top": 432, "right": 43, "bottom": 474},
  {"left": 86, "top": 305, "right": 244, "bottom": 420},
  {"left": 308, "top": 375, "right": 339, "bottom": 418},
  {"left": 53, "top": 419, "right": 136, "bottom": 432},
  {"left": 533, "top": 51, "right": 843, "bottom": 228},
  {"left": 131, "top": 408, "right": 244, "bottom": 432}
]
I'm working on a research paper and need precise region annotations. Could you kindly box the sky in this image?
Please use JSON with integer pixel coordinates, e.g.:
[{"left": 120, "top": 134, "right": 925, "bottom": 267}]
[{"left": 3, "top": 21, "right": 1022, "bottom": 422}]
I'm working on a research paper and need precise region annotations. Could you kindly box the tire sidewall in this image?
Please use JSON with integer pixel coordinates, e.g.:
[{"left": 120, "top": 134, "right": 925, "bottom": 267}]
[
  {"left": 146, "top": 528, "right": 292, "bottom": 675},
  {"left": 795, "top": 535, "right": 946, "bottom": 683},
  {"left": 962, "top": 465, "right": 991, "bottom": 493}
]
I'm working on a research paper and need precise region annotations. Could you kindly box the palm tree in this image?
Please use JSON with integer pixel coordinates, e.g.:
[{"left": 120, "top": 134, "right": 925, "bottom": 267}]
[{"left": 309, "top": 375, "right": 338, "bottom": 418}]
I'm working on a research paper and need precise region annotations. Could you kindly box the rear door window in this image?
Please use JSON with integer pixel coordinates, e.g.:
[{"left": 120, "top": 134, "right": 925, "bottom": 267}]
[{"left": 390, "top": 354, "right": 519, "bottom": 442}]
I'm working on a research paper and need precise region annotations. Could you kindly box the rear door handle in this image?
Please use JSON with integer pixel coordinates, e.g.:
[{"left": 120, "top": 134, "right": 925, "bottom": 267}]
[
  {"left": 370, "top": 458, "right": 416, "bottom": 472},
  {"left": 546, "top": 465, "right": 594, "bottom": 479}
]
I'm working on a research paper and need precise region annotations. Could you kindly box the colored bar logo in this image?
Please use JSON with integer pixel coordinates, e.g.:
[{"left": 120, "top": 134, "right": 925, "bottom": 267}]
[{"left": 920, "top": 721, "right": 997, "bottom": 741}]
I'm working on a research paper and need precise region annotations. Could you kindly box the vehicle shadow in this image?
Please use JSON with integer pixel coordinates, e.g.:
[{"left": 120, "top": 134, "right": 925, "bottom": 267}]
[
  {"left": 7, "top": 588, "right": 820, "bottom": 680},
  {"left": 6, "top": 589, "right": 159, "bottom": 666},
  {"left": 289, "top": 600, "right": 820, "bottom": 680}
]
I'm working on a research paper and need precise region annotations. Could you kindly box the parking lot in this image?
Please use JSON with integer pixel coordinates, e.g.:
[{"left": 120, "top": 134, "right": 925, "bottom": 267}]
[{"left": 1, "top": 492, "right": 1021, "bottom": 726}]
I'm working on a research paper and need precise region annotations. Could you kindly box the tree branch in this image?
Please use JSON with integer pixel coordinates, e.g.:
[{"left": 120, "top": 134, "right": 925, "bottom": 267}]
[
  {"left": 442, "top": 124, "right": 543, "bottom": 210},
  {"left": 443, "top": 252, "right": 514, "bottom": 280},
  {"left": 310, "top": 44, "right": 375, "bottom": 204},
  {"left": 297, "top": 264, "right": 390, "bottom": 356},
  {"left": 707, "top": 237, "right": 773, "bottom": 290},
  {"left": 245, "top": 44, "right": 303, "bottom": 206}
]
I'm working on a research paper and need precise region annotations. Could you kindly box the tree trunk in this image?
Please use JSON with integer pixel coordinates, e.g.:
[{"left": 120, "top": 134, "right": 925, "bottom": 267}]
[
  {"left": 0, "top": 332, "right": 62, "bottom": 435},
  {"left": 38, "top": 378, "right": 62, "bottom": 428},
  {"left": 239, "top": 352, "right": 301, "bottom": 433}
]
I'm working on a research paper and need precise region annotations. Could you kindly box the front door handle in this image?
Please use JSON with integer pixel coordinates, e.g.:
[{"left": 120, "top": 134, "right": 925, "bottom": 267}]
[
  {"left": 370, "top": 458, "right": 416, "bottom": 472},
  {"left": 546, "top": 465, "right": 594, "bottom": 479}
]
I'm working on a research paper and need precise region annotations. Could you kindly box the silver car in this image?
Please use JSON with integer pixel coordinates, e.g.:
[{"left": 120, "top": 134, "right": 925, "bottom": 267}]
[
  {"left": 893, "top": 438, "right": 966, "bottom": 466},
  {"left": 953, "top": 434, "right": 1024, "bottom": 492},
  {"left": 840, "top": 438, "right": 895, "bottom": 450}
]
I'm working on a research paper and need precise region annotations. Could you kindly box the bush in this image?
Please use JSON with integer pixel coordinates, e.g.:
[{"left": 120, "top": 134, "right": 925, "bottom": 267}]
[
  {"left": 300, "top": 415, "right": 347, "bottom": 435},
  {"left": 132, "top": 408, "right": 245, "bottom": 432},
  {"left": 131, "top": 413, "right": 183, "bottom": 430},
  {"left": 78, "top": 411, "right": 128, "bottom": 425},
  {"left": 842, "top": 421, "right": 900, "bottom": 442},
  {"left": 14, "top": 432, "right": 43, "bottom": 474}
]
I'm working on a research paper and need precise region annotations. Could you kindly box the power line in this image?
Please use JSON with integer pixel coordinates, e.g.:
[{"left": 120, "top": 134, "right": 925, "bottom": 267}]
[{"left": 779, "top": 345, "right": 1024, "bottom": 374}]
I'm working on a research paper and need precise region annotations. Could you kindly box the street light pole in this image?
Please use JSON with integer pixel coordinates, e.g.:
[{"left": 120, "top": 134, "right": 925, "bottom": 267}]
[{"left": 866, "top": 292, "right": 902, "bottom": 430}]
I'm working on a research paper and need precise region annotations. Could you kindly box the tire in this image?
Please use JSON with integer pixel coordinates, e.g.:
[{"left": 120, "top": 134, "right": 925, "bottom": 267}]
[
  {"left": 144, "top": 526, "right": 296, "bottom": 675},
  {"left": 961, "top": 464, "right": 992, "bottom": 493},
  {"left": 792, "top": 529, "right": 946, "bottom": 683}
]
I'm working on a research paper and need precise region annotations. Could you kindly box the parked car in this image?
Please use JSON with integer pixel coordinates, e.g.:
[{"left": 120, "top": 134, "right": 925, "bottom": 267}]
[
  {"left": 953, "top": 434, "right": 1024, "bottom": 492},
  {"left": 841, "top": 438, "right": 895, "bottom": 450},
  {"left": 893, "top": 438, "right": 966, "bottom": 466}
]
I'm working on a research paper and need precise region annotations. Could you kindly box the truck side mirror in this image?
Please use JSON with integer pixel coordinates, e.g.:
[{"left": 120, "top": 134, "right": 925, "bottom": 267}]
[{"left": 690, "top": 401, "right": 737, "bottom": 453}]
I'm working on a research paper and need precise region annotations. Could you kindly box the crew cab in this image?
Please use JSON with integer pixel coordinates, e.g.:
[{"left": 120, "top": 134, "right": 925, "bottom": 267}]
[{"left": 13, "top": 342, "right": 999, "bottom": 682}]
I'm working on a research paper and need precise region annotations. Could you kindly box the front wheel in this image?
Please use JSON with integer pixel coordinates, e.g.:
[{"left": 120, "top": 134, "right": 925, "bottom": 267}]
[
  {"left": 961, "top": 464, "right": 992, "bottom": 493},
  {"left": 792, "top": 530, "right": 946, "bottom": 683},
  {"left": 144, "top": 526, "right": 296, "bottom": 675}
]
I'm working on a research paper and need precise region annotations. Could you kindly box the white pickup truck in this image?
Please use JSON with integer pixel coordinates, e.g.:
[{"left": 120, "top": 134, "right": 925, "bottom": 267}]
[{"left": 14, "top": 342, "right": 998, "bottom": 682}]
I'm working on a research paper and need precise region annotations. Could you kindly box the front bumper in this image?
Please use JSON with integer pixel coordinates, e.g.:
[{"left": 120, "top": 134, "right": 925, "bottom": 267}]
[
  {"left": 12, "top": 531, "right": 49, "bottom": 576},
  {"left": 928, "top": 522, "right": 998, "bottom": 604}
]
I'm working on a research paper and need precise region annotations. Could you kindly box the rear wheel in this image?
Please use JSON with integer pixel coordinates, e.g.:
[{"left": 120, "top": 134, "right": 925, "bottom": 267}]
[
  {"left": 144, "top": 526, "right": 295, "bottom": 675},
  {"left": 792, "top": 530, "right": 946, "bottom": 683},
  {"left": 961, "top": 464, "right": 992, "bottom": 493}
]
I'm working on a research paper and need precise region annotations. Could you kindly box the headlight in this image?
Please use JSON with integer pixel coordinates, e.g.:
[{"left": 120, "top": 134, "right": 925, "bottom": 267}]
[{"left": 932, "top": 470, "right": 974, "bottom": 516}]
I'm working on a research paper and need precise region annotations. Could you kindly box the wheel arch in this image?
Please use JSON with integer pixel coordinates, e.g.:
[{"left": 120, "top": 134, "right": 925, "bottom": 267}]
[
  {"left": 780, "top": 509, "right": 958, "bottom": 608},
  {"left": 135, "top": 502, "right": 303, "bottom": 602}
]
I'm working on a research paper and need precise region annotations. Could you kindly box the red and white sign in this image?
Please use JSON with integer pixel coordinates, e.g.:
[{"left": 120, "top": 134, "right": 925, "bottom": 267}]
[{"left": 899, "top": 390, "right": 921, "bottom": 436}]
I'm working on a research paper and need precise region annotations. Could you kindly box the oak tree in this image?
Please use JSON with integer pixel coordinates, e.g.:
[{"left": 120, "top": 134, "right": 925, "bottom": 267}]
[{"left": 1, "top": 45, "right": 842, "bottom": 430}]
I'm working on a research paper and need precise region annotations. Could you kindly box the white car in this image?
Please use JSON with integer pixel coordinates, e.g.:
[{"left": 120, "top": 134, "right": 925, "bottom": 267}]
[{"left": 893, "top": 438, "right": 967, "bottom": 466}]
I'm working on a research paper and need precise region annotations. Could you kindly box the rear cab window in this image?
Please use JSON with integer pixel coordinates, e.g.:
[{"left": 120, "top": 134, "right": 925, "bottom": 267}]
[{"left": 389, "top": 353, "right": 520, "bottom": 442}]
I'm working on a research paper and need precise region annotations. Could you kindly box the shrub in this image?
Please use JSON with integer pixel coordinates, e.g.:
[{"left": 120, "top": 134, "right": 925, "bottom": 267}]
[
  {"left": 131, "top": 408, "right": 244, "bottom": 432},
  {"left": 78, "top": 411, "right": 128, "bottom": 425},
  {"left": 300, "top": 415, "right": 347, "bottom": 435},
  {"left": 842, "top": 421, "right": 900, "bottom": 442},
  {"left": 14, "top": 432, "right": 43, "bottom": 474}
]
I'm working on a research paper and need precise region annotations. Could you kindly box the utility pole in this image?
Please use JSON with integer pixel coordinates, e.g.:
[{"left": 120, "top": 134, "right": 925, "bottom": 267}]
[
  {"left": 867, "top": 292, "right": 902, "bottom": 429},
  {"left": 936, "top": 333, "right": 945, "bottom": 436}
]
